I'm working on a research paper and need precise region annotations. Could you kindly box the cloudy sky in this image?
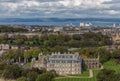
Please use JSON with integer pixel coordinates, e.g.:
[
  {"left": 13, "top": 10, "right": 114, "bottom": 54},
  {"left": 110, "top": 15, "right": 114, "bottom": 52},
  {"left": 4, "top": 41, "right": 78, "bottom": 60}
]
[{"left": 0, "top": 0, "right": 120, "bottom": 18}]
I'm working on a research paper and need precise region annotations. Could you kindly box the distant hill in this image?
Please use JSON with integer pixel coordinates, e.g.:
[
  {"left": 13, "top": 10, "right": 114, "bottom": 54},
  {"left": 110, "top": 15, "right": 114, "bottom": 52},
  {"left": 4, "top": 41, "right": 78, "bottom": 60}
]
[{"left": 0, "top": 18, "right": 120, "bottom": 22}]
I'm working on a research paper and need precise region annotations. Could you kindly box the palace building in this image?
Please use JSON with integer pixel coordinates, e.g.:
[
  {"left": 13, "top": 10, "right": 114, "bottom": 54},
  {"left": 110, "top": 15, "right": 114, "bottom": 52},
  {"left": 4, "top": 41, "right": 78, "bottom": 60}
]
[{"left": 31, "top": 52, "right": 101, "bottom": 75}]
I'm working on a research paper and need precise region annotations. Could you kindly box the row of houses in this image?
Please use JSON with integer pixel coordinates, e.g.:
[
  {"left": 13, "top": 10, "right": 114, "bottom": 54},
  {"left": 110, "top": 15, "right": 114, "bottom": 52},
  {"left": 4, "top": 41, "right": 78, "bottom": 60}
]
[{"left": 0, "top": 44, "right": 20, "bottom": 61}]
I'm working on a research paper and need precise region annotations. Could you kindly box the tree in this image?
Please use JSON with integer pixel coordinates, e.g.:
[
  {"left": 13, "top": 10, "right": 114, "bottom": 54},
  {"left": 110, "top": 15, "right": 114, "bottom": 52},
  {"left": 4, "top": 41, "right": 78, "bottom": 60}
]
[
  {"left": 27, "top": 71, "right": 38, "bottom": 81},
  {"left": 68, "top": 40, "right": 80, "bottom": 47},
  {"left": 96, "top": 47, "right": 111, "bottom": 63},
  {"left": 49, "top": 70, "right": 58, "bottom": 77},
  {"left": 2, "top": 65, "right": 22, "bottom": 79},
  {"left": 96, "top": 69, "right": 117, "bottom": 81},
  {"left": 17, "top": 77, "right": 28, "bottom": 81},
  {"left": 31, "top": 68, "right": 44, "bottom": 74},
  {"left": 114, "top": 73, "right": 120, "bottom": 81},
  {"left": 51, "top": 46, "right": 67, "bottom": 53},
  {"left": 72, "top": 34, "right": 81, "bottom": 40},
  {"left": 44, "top": 40, "right": 50, "bottom": 47},
  {"left": 32, "top": 48, "right": 42, "bottom": 58},
  {"left": 22, "top": 68, "right": 43, "bottom": 81},
  {"left": 2, "top": 49, "right": 18, "bottom": 62},
  {"left": 17, "top": 48, "right": 24, "bottom": 63},
  {"left": 24, "top": 50, "right": 31, "bottom": 63},
  {"left": 0, "top": 62, "right": 7, "bottom": 76},
  {"left": 0, "top": 26, "right": 28, "bottom": 33},
  {"left": 36, "top": 72, "right": 55, "bottom": 81},
  {"left": 39, "top": 34, "right": 48, "bottom": 43},
  {"left": 0, "top": 34, "right": 8, "bottom": 44},
  {"left": 64, "top": 35, "right": 71, "bottom": 42},
  {"left": 11, "top": 35, "right": 27, "bottom": 46},
  {"left": 112, "top": 49, "right": 120, "bottom": 59}
]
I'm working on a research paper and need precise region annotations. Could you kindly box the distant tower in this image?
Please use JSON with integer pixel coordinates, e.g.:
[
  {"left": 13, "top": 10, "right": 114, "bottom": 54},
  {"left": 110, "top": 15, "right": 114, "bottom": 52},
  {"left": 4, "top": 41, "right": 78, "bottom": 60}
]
[
  {"left": 113, "top": 23, "right": 116, "bottom": 27},
  {"left": 31, "top": 58, "right": 36, "bottom": 67},
  {"left": 97, "top": 53, "right": 100, "bottom": 60},
  {"left": 89, "top": 22, "right": 92, "bottom": 26},
  {"left": 38, "top": 53, "right": 47, "bottom": 69},
  {"left": 80, "top": 22, "right": 85, "bottom": 27},
  {"left": 80, "top": 22, "right": 92, "bottom": 27}
]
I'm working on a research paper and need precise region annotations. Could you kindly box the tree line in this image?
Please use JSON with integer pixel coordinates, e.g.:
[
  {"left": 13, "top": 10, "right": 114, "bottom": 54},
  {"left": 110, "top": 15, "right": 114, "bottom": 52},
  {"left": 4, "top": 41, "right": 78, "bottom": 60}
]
[
  {"left": 0, "top": 26, "right": 28, "bottom": 33},
  {"left": 0, "top": 63, "right": 56, "bottom": 81},
  {"left": 0, "top": 32, "right": 112, "bottom": 47},
  {"left": 97, "top": 69, "right": 120, "bottom": 81},
  {"left": 0, "top": 32, "right": 113, "bottom": 64}
]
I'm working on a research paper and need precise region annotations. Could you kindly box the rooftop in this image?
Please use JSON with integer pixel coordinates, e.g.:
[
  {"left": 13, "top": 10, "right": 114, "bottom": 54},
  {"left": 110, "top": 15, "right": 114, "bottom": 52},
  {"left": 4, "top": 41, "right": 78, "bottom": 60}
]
[{"left": 49, "top": 53, "right": 82, "bottom": 61}]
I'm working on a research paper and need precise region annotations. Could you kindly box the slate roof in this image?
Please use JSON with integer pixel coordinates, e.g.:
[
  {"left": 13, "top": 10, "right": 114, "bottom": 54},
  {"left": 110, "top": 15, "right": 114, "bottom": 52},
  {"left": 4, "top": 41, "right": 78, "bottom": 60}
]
[{"left": 48, "top": 53, "right": 82, "bottom": 62}]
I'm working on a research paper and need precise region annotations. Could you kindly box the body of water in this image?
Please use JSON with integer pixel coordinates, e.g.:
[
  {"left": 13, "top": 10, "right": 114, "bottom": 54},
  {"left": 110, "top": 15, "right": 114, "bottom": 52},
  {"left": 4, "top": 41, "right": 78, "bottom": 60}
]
[{"left": 0, "top": 18, "right": 120, "bottom": 26}]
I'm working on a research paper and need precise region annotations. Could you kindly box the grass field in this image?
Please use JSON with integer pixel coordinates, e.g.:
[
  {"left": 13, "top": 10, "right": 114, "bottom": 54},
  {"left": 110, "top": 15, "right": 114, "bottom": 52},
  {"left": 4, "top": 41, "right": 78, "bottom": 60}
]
[
  {"left": 68, "top": 69, "right": 89, "bottom": 77},
  {"left": 55, "top": 78, "right": 96, "bottom": 81},
  {"left": 103, "top": 60, "right": 120, "bottom": 74},
  {"left": 55, "top": 70, "right": 100, "bottom": 81}
]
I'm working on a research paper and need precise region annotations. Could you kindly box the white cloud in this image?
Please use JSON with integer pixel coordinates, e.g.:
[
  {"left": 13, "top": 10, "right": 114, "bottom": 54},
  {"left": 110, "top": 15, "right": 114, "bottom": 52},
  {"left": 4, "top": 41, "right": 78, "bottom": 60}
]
[
  {"left": 20, "top": 1, "right": 40, "bottom": 7},
  {"left": 0, "top": 2, "right": 18, "bottom": 12},
  {"left": 100, "top": 10, "right": 120, "bottom": 14},
  {"left": 0, "top": 0, "right": 119, "bottom": 18}
]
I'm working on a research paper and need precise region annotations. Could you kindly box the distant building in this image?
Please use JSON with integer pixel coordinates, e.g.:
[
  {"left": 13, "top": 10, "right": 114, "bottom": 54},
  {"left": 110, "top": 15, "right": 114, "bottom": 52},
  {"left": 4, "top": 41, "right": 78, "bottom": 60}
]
[
  {"left": 113, "top": 23, "right": 116, "bottom": 27},
  {"left": 111, "top": 32, "right": 120, "bottom": 44},
  {"left": 80, "top": 22, "right": 92, "bottom": 27},
  {"left": 0, "top": 44, "right": 9, "bottom": 50},
  {"left": 10, "top": 46, "right": 19, "bottom": 50},
  {"left": 31, "top": 52, "right": 101, "bottom": 75},
  {"left": 53, "top": 27, "right": 63, "bottom": 32}
]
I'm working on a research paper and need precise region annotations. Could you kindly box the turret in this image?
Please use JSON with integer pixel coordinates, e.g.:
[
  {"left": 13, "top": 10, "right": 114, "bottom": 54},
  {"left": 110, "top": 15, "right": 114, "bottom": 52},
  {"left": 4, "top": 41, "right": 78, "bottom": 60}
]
[
  {"left": 31, "top": 58, "right": 36, "bottom": 67},
  {"left": 97, "top": 53, "right": 100, "bottom": 60}
]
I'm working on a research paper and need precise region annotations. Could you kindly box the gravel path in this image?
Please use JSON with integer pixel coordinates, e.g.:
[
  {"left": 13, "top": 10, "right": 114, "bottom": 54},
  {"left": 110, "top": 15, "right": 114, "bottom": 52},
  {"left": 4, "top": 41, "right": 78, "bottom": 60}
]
[
  {"left": 89, "top": 69, "right": 93, "bottom": 78},
  {"left": 56, "top": 69, "right": 94, "bottom": 79}
]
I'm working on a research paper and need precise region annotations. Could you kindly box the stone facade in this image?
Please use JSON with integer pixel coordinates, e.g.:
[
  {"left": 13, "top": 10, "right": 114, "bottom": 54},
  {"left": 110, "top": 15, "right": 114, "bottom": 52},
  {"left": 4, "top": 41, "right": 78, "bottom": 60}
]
[
  {"left": 84, "top": 58, "right": 101, "bottom": 69},
  {"left": 31, "top": 52, "right": 101, "bottom": 75},
  {"left": 31, "top": 53, "right": 82, "bottom": 75}
]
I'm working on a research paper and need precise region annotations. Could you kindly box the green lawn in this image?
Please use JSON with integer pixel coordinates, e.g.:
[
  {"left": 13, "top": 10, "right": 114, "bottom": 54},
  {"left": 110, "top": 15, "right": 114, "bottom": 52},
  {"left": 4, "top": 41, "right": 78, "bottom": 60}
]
[
  {"left": 55, "top": 70, "right": 100, "bottom": 81},
  {"left": 68, "top": 69, "right": 89, "bottom": 77},
  {"left": 93, "top": 70, "right": 100, "bottom": 78},
  {"left": 55, "top": 78, "right": 96, "bottom": 81},
  {"left": 103, "top": 60, "right": 120, "bottom": 74},
  {"left": 24, "top": 62, "right": 31, "bottom": 66}
]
